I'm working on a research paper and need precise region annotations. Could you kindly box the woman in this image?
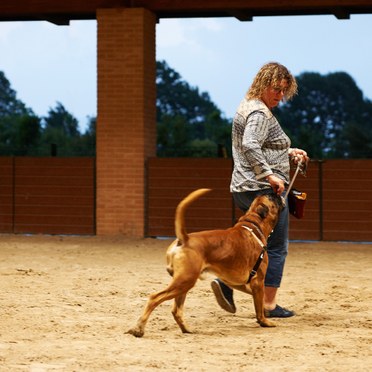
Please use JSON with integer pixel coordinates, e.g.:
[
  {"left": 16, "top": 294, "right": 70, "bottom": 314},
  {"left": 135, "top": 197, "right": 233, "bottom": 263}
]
[{"left": 211, "top": 62, "right": 309, "bottom": 318}]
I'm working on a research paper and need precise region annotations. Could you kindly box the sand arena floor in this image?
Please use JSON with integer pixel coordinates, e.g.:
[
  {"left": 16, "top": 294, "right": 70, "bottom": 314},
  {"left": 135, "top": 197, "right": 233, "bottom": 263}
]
[{"left": 0, "top": 234, "right": 371, "bottom": 371}]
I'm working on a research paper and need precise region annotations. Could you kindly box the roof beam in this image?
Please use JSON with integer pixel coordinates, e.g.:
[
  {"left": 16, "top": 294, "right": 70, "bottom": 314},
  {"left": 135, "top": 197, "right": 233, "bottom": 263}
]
[
  {"left": 0, "top": 1, "right": 371, "bottom": 22},
  {"left": 228, "top": 10, "right": 253, "bottom": 22},
  {"left": 45, "top": 16, "right": 71, "bottom": 25},
  {"left": 333, "top": 8, "right": 351, "bottom": 19}
]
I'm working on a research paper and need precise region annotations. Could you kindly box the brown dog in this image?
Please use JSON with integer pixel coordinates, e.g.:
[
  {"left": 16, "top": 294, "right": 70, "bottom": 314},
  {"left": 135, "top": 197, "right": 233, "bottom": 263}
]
[{"left": 127, "top": 188, "right": 284, "bottom": 337}]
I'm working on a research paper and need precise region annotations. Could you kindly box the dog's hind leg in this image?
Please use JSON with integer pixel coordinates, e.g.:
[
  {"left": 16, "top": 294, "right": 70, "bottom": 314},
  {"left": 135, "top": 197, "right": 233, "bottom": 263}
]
[
  {"left": 128, "top": 248, "right": 202, "bottom": 337},
  {"left": 229, "top": 283, "right": 253, "bottom": 295},
  {"left": 169, "top": 250, "right": 203, "bottom": 333},
  {"left": 127, "top": 283, "right": 185, "bottom": 337},
  {"left": 127, "top": 274, "right": 198, "bottom": 337},
  {"left": 171, "top": 292, "right": 191, "bottom": 333}
]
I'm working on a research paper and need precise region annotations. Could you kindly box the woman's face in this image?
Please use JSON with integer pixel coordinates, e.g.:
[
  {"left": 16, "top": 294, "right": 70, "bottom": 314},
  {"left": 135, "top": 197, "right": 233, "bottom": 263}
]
[{"left": 261, "top": 79, "right": 288, "bottom": 109}]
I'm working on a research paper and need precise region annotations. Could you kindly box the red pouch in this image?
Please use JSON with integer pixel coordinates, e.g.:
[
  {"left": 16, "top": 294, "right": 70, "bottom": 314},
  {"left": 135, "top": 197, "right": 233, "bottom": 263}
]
[{"left": 288, "top": 189, "right": 307, "bottom": 219}]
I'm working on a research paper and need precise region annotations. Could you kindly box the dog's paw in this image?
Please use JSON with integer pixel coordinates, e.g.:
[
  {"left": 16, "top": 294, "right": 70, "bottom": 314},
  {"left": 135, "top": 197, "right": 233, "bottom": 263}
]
[
  {"left": 126, "top": 327, "right": 145, "bottom": 338},
  {"left": 181, "top": 328, "right": 193, "bottom": 334},
  {"left": 258, "top": 319, "right": 276, "bottom": 328}
]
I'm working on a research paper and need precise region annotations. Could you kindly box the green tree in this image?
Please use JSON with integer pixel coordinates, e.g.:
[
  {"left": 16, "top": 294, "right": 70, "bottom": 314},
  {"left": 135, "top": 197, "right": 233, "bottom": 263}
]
[
  {"left": 79, "top": 116, "right": 96, "bottom": 156},
  {"left": 2, "top": 66, "right": 372, "bottom": 159},
  {"left": 276, "top": 71, "right": 372, "bottom": 158},
  {"left": 0, "top": 71, "right": 30, "bottom": 117},
  {"left": 13, "top": 115, "right": 42, "bottom": 155},
  {"left": 342, "top": 119, "right": 372, "bottom": 158},
  {"left": 0, "top": 71, "right": 41, "bottom": 155},
  {"left": 156, "top": 60, "right": 231, "bottom": 157},
  {"left": 43, "top": 102, "right": 79, "bottom": 137},
  {"left": 40, "top": 102, "right": 81, "bottom": 156},
  {"left": 157, "top": 114, "right": 190, "bottom": 156}
]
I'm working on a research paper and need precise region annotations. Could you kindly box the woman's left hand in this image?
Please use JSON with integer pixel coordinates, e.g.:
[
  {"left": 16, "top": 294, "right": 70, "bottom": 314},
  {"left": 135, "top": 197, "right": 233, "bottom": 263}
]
[{"left": 290, "top": 148, "right": 309, "bottom": 165}]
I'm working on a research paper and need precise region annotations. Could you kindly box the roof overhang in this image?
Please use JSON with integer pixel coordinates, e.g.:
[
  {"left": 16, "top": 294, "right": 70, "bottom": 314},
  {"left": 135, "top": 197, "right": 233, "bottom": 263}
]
[{"left": 0, "top": 1, "right": 371, "bottom": 25}]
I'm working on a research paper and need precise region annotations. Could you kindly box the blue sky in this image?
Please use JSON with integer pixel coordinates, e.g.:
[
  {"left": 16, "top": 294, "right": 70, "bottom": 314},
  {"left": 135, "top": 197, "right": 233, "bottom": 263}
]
[{"left": 0, "top": 14, "right": 371, "bottom": 131}]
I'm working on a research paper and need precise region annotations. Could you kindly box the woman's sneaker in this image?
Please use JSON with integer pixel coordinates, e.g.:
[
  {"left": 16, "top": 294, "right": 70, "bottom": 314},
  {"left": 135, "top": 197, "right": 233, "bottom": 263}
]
[
  {"left": 211, "top": 279, "right": 236, "bottom": 314},
  {"left": 265, "top": 305, "right": 295, "bottom": 318}
]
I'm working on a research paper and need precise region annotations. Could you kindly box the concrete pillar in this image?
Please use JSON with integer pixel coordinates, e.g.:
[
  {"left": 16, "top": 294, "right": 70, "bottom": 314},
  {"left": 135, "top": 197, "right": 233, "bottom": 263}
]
[{"left": 96, "top": 8, "right": 156, "bottom": 235}]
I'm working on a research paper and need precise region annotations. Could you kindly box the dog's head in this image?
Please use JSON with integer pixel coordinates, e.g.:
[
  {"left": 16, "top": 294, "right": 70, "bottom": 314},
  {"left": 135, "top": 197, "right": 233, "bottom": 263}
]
[{"left": 238, "top": 192, "right": 284, "bottom": 237}]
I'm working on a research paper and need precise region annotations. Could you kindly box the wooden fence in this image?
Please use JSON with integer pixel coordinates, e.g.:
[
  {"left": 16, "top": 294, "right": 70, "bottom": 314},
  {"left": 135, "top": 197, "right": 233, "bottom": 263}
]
[
  {"left": 1, "top": 157, "right": 371, "bottom": 241},
  {"left": 146, "top": 158, "right": 372, "bottom": 242},
  {"left": 0, "top": 157, "right": 95, "bottom": 235}
]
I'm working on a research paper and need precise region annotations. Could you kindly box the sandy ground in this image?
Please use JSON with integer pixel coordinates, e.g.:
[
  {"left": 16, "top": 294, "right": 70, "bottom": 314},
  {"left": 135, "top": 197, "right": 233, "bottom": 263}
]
[{"left": 0, "top": 234, "right": 371, "bottom": 371}]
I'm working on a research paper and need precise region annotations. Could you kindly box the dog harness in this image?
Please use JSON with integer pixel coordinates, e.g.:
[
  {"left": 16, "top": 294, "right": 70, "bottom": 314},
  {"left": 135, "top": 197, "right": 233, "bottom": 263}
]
[{"left": 242, "top": 225, "right": 268, "bottom": 284}]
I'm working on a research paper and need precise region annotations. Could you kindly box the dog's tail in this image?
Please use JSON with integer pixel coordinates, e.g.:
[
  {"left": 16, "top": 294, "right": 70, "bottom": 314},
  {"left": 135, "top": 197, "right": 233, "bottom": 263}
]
[{"left": 175, "top": 188, "right": 211, "bottom": 244}]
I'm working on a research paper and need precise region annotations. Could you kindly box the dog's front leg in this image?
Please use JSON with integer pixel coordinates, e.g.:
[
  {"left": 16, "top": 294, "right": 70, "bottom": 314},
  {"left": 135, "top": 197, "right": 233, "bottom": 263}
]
[{"left": 250, "top": 279, "right": 276, "bottom": 327}]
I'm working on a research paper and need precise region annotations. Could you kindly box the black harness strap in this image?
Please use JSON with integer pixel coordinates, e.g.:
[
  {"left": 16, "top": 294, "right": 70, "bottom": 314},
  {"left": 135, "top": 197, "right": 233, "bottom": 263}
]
[
  {"left": 241, "top": 225, "right": 268, "bottom": 284},
  {"left": 247, "top": 247, "right": 267, "bottom": 284}
]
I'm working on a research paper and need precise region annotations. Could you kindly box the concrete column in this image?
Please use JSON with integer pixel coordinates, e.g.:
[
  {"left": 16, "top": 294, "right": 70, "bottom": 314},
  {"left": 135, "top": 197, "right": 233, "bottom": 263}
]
[{"left": 96, "top": 8, "right": 156, "bottom": 235}]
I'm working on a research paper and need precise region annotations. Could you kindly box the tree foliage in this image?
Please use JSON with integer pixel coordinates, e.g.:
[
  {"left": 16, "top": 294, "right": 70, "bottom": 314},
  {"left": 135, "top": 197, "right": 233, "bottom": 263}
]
[
  {"left": 156, "top": 60, "right": 231, "bottom": 157},
  {"left": 275, "top": 71, "right": 372, "bottom": 159},
  {"left": 0, "top": 71, "right": 30, "bottom": 117},
  {"left": 1, "top": 64, "right": 372, "bottom": 159},
  {"left": 156, "top": 62, "right": 372, "bottom": 159},
  {"left": 0, "top": 72, "right": 94, "bottom": 156}
]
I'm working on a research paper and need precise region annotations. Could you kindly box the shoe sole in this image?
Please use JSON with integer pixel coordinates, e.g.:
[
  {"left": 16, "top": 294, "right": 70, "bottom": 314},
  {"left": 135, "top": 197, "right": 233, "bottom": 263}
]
[
  {"left": 211, "top": 280, "right": 236, "bottom": 314},
  {"left": 264, "top": 308, "right": 296, "bottom": 318}
]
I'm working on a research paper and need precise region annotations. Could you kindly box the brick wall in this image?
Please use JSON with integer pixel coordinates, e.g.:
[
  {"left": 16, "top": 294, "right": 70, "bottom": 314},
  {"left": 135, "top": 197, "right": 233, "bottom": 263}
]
[{"left": 96, "top": 8, "right": 156, "bottom": 236}]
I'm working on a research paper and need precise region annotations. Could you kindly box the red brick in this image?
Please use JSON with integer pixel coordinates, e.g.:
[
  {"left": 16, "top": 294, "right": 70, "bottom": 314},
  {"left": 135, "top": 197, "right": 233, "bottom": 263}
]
[{"left": 96, "top": 8, "right": 156, "bottom": 236}]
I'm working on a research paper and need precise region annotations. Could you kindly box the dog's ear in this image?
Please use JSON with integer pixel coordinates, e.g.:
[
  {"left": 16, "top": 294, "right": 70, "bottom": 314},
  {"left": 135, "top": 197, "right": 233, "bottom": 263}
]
[{"left": 257, "top": 204, "right": 269, "bottom": 219}]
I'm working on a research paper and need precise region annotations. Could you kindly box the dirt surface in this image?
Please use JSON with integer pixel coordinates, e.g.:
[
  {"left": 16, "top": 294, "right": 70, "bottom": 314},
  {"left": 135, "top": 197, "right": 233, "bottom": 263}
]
[{"left": 0, "top": 234, "right": 371, "bottom": 371}]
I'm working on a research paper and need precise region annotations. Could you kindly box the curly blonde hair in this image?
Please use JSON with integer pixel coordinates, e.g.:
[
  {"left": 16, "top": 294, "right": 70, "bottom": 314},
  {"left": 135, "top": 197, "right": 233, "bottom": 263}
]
[{"left": 246, "top": 62, "right": 298, "bottom": 101}]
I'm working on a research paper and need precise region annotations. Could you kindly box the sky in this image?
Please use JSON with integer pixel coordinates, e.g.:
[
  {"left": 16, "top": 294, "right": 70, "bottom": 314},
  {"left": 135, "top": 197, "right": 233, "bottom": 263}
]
[{"left": 0, "top": 13, "right": 371, "bottom": 131}]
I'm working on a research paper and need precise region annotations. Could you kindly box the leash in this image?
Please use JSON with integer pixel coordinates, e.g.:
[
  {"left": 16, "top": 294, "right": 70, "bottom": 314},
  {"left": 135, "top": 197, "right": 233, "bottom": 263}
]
[
  {"left": 243, "top": 158, "right": 308, "bottom": 283},
  {"left": 284, "top": 159, "right": 302, "bottom": 200},
  {"left": 241, "top": 225, "right": 267, "bottom": 284}
]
